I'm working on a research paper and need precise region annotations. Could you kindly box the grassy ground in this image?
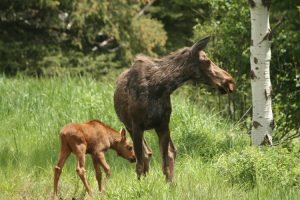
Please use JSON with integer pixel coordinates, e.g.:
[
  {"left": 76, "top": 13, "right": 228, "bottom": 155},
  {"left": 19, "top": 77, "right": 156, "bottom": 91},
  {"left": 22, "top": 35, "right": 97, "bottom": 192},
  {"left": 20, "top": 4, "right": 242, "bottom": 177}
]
[{"left": 1, "top": 76, "right": 300, "bottom": 200}]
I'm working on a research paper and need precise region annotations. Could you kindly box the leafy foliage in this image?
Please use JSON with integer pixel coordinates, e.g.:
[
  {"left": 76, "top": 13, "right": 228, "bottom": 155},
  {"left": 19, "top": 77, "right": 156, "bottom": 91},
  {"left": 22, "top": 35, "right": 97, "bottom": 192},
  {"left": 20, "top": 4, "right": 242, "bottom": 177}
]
[
  {"left": 1, "top": 77, "right": 300, "bottom": 199},
  {"left": 271, "top": 1, "right": 300, "bottom": 141},
  {"left": 216, "top": 147, "right": 300, "bottom": 188},
  {"left": 0, "top": 0, "right": 167, "bottom": 75},
  {"left": 149, "top": 0, "right": 211, "bottom": 49},
  {"left": 193, "top": 0, "right": 251, "bottom": 122},
  {"left": 0, "top": 1, "right": 299, "bottom": 141},
  {"left": 192, "top": 0, "right": 300, "bottom": 141}
]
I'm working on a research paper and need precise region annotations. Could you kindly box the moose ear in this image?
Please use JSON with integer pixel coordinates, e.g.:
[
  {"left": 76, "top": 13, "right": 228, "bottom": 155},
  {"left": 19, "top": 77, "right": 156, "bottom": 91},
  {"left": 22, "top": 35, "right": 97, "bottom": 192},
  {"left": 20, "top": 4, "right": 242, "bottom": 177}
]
[
  {"left": 120, "top": 128, "right": 126, "bottom": 138},
  {"left": 190, "top": 36, "right": 210, "bottom": 57}
]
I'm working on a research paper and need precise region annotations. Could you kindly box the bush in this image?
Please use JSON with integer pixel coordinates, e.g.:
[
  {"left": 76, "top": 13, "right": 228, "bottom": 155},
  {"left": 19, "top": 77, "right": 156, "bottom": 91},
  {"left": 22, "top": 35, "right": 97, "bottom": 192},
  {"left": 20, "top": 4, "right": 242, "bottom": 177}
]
[
  {"left": 170, "top": 94, "right": 249, "bottom": 161},
  {"left": 0, "top": 0, "right": 167, "bottom": 76},
  {"left": 215, "top": 147, "right": 300, "bottom": 188}
]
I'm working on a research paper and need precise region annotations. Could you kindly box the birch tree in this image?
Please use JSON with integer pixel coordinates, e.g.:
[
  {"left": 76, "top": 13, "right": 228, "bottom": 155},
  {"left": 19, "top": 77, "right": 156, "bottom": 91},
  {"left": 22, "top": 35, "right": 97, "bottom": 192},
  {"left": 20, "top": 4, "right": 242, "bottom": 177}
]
[{"left": 249, "top": 0, "right": 274, "bottom": 146}]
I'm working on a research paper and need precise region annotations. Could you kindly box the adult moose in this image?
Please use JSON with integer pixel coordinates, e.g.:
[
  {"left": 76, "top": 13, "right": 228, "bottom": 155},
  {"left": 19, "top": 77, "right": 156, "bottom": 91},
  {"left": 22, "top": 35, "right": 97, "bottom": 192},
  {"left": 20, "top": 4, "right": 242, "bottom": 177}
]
[{"left": 114, "top": 36, "right": 235, "bottom": 182}]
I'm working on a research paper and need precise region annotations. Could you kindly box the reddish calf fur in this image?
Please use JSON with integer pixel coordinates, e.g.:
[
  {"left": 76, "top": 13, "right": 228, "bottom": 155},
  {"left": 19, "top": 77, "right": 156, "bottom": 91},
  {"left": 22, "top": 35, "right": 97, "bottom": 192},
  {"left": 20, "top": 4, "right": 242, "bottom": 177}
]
[{"left": 53, "top": 119, "right": 135, "bottom": 199}]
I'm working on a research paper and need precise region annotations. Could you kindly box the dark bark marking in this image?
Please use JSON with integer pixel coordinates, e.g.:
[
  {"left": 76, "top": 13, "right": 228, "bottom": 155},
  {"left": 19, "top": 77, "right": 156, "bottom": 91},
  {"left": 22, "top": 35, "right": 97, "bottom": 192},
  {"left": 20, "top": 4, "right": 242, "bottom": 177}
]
[
  {"left": 254, "top": 57, "right": 258, "bottom": 64},
  {"left": 270, "top": 119, "right": 275, "bottom": 129},
  {"left": 260, "top": 134, "right": 272, "bottom": 146},
  {"left": 255, "top": 67, "right": 259, "bottom": 70},
  {"left": 264, "top": 89, "right": 268, "bottom": 100},
  {"left": 262, "top": 0, "right": 271, "bottom": 10},
  {"left": 248, "top": 0, "right": 256, "bottom": 8},
  {"left": 268, "top": 29, "right": 273, "bottom": 41},
  {"left": 250, "top": 70, "right": 257, "bottom": 79},
  {"left": 264, "top": 85, "right": 272, "bottom": 100},
  {"left": 251, "top": 39, "right": 253, "bottom": 46},
  {"left": 253, "top": 121, "right": 263, "bottom": 129}
]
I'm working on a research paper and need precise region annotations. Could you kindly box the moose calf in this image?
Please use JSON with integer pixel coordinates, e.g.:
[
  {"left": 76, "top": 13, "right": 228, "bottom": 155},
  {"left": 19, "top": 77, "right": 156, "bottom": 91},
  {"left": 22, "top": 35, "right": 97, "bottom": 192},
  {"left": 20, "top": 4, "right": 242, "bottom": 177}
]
[{"left": 53, "top": 119, "right": 135, "bottom": 199}]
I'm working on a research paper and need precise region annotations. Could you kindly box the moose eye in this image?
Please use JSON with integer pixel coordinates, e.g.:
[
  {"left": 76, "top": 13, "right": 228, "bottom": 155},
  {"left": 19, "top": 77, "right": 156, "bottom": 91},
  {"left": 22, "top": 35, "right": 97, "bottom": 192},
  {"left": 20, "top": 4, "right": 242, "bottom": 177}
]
[{"left": 128, "top": 146, "right": 133, "bottom": 151}]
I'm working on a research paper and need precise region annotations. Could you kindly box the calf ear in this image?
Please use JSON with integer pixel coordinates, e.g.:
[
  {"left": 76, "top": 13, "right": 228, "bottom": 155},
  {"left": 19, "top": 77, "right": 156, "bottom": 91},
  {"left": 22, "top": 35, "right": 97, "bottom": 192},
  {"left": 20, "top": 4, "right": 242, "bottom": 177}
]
[
  {"left": 120, "top": 128, "right": 126, "bottom": 138},
  {"left": 190, "top": 36, "right": 210, "bottom": 57}
]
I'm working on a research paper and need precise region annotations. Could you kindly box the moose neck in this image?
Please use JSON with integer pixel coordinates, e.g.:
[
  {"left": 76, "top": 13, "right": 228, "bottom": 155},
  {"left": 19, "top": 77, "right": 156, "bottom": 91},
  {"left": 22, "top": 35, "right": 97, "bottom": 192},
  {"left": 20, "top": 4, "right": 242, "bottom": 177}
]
[{"left": 151, "top": 59, "right": 191, "bottom": 95}]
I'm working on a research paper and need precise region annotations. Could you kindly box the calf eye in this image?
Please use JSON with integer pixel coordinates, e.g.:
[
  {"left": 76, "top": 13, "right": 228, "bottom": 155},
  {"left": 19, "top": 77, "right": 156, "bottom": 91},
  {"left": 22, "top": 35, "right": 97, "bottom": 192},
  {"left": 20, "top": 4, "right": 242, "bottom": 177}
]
[{"left": 128, "top": 146, "right": 133, "bottom": 151}]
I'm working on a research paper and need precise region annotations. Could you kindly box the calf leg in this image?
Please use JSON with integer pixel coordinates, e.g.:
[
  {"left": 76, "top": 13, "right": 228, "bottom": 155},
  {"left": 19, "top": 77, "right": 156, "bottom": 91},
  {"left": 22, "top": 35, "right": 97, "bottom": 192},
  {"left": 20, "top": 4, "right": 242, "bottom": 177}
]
[
  {"left": 92, "top": 155, "right": 104, "bottom": 193},
  {"left": 53, "top": 137, "right": 71, "bottom": 199},
  {"left": 95, "top": 152, "right": 110, "bottom": 192},
  {"left": 155, "top": 126, "right": 176, "bottom": 182},
  {"left": 98, "top": 153, "right": 110, "bottom": 178},
  {"left": 74, "top": 145, "right": 92, "bottom": 196}
]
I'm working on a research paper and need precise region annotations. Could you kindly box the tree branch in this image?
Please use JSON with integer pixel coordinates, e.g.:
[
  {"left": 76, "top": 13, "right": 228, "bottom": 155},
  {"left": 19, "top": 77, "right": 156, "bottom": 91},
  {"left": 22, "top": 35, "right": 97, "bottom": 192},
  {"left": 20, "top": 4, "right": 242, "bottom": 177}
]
[
  {"left": 258, "top": 11, "right": 286, "bottom": 45},
  {"left": 136, "top": 0, "right": 156, "bottom": 17}
]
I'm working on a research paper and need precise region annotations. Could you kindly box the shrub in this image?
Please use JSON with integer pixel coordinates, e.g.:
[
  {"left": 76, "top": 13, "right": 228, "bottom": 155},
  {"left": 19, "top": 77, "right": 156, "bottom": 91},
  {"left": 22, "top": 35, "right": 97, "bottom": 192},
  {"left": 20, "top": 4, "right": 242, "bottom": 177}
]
[{"left": 215, "top": 147, "right": 300, "bottom": 188}]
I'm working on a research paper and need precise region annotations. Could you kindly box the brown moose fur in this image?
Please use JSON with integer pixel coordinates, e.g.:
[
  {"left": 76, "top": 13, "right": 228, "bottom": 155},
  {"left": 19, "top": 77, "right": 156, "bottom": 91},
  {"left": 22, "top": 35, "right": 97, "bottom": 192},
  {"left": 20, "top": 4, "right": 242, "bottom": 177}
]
[
  {"left": 53, "top": 119, "right": 135, "bottom": 199},
  {"left": 114, "top": 37, "right": 235, "bottom": 182}
]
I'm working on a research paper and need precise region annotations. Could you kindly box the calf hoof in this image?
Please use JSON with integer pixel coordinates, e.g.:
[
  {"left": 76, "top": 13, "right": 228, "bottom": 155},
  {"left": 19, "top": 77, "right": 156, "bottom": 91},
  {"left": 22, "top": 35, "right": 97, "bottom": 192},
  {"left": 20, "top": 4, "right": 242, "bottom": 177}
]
[{"left": 87, "top": 191, "right": 93, "bottom": 197}]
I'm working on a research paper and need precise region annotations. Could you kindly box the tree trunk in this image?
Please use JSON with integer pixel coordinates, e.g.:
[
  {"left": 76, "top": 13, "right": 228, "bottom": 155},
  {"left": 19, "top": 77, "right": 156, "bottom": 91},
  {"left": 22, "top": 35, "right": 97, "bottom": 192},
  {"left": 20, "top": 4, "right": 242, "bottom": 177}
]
[{"left": 249, "top": 0, "right": 273, "bottom": 146}]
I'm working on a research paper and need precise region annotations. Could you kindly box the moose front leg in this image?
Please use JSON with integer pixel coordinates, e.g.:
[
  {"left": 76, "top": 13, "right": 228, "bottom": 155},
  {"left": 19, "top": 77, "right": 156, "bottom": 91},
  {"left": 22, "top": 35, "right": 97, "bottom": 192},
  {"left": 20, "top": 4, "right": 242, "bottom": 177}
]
[
  {"left": 132, "top": 125, "right": 145, "bottom": 180},
  {"left": 155, "top": 125, "right": 176, "bottom": 182},
  {"left": 127, "top": 126, "right": 151, "bottom": 176}
]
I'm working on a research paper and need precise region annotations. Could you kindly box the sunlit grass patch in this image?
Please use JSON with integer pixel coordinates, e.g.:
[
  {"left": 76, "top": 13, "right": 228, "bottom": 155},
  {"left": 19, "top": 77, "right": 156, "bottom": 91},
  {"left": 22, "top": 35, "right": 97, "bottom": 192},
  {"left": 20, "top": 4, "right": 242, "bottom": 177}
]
[{"left": 1, "top": 76, "right": 299, "bottom": 200}]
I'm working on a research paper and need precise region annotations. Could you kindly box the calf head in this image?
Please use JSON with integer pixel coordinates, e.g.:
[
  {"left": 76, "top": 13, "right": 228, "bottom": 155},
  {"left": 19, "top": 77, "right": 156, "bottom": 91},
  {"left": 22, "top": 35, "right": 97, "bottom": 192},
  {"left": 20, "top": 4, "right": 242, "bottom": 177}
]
[{"left": 115, "top": 128, "right": 136, "bottom": 163}]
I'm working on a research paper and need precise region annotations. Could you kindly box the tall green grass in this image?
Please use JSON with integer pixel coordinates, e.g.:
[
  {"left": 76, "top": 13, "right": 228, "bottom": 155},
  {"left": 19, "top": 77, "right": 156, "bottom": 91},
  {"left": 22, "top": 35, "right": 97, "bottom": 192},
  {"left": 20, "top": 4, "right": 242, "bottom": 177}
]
[{"left": 1, "top": 76, "right": 300, "bottom": 199}]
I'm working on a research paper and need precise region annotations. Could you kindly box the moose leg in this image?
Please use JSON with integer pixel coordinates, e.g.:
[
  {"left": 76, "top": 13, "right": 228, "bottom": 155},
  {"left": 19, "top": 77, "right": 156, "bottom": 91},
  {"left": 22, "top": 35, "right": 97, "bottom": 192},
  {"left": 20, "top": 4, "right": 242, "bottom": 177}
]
[
  {"left": 126, "top": 126, "right": 151, "bottom": 175},
  {"left": 155, "top": 125, "right": 176, "bottom": 182},
  {"left": 132, "top": 125, "right": 144, "bottom": 180},
  {"left": 142, "top": 139, "right": 152, "bottom": 175},
  {"left": 169, "top": 138, "right": 177, "bottom": 176},
  {"left": 75, "top": 145, "right": 92, "bottom": 196},
  {"left": 53, "top": 138, "right": 71, "bottom": 199},
  {"left": 92, "top": 155, "right": 103, "bottom": 193}
]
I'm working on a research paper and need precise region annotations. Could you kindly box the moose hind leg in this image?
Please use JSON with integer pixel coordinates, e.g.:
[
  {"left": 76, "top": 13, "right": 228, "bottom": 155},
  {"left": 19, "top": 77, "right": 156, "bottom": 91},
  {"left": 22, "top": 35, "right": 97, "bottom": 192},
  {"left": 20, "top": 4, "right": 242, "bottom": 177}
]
[
  {"left": 142, "top": 139, "right": 152, "bottom": 175},
  {"left": 168, "top": 138, "right": 177, "bottom": 179},
  {"left": 155, "top": 126, "right": 176, "bottom": 182}
]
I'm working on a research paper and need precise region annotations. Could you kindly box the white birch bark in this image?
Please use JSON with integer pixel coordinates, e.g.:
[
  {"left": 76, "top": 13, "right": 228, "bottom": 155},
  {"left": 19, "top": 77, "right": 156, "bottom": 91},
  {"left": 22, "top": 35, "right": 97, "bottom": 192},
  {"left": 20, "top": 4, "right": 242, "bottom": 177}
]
[{"left": 249, "top": 0, "right": 273, "bottom": 146}]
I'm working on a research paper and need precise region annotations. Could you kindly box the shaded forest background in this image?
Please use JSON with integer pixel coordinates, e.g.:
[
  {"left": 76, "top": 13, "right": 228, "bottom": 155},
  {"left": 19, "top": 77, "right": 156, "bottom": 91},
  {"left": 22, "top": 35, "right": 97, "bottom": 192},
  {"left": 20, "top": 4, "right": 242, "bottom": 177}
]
[{"left": 0, "top": 0, "right": 299, "bottom": 143}]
